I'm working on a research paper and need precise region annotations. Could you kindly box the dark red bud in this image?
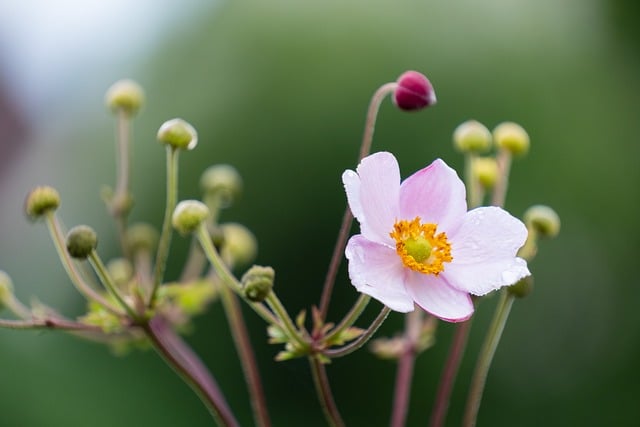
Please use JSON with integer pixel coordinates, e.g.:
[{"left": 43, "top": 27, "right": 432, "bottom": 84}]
[{"left": 393, "top": 71, "right": 436, "bottom": 111}]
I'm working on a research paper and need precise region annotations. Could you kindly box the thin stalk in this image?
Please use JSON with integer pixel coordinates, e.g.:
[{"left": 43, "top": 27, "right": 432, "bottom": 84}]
[
  {"left": 150, "top": 146, "right": 179, "bottom": 307},
  {"left": 195, "top": 223, "right": 278, "bottom": 325},
  {"left": 491, "top": 150, "right": 512, "bottom": 207},
  {"left": 324, "top": 294, "right": 370, "bottom": 344},
  {"left": 390, "top": 310, "right": 422, "bottom": 427},
  {"left": 113, "top": 110, "right": 132, "bottom": 257},
  {"left": 324, "top": 305, "right": 390, "bottom": 358},
  {"left": 464, "top": 153, "right": 482, "bottom": 208},
  {"left": 143, "top": 318, "right": 239, "bottom": 427},
  {"left": 429, "top": 319, "right": 472, "bottom": 427},
  {"left": 309, "top": 355, "right": 345, "bottom": 427},
  {"left": 265, "top": 292, "right": 308, "bottom": 350},
  {"left": 0, "top": 317, "right": 102, "bottom": 331},
  {"left": 218, "top": 281, "right": 271, "bottom": 427},
  {"left": 318, "top": 82, "right": 398, "bottom": 319},
  {"left": 45, "top": 212, "right": 123, "bottom": 315},
  {"left": 88, "top": 250, "right": 139, "bottom": 320},
  {"left": 462, "top": 291, "right": 514, "bottom": 427}
]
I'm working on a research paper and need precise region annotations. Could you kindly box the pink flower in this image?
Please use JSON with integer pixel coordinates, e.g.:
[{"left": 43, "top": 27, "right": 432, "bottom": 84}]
[{"left": 343, "top": 152, "right": 530, "bottom": 322}]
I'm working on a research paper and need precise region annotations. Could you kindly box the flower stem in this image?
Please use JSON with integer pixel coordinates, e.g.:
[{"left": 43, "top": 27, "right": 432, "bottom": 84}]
[
  {"left": 324, "top": 294, "right": 370, "bottom": 343},
  {"left": 150, "top": 146, "right": 179, "bottom": 307},
  {"left": 88, "top": 250, "right": 139, "bottom": 320},
  {"left": 429, "top": 319, "right": 472, "bottom": 427},
  {"left": 491, "top": 149, "right": 512, "bottom": 207},
  {"left": 309, "top": 355, "right": 345, "bottom": 427},
  {"left": 218, "top": 277, "right": 271, "bottom": 427},
  {"left": 0, "top": 317, "right": 101, "bottom": 331},
  {"left": 462, "top": 291, "right": 514, "bottom": 427},
  {"left": 318, "top": 82, "right": 398, "bottom": 320},
  {"left": 144, "top": 316, "right": 239, "bottom": 427},
  {"left": 112, "top": 109, "right": 132, "bottom": 257},
  {"left": 44, "top": 212, "right": 123, "bottom": 315},
  {"left": 324, "top": 305, "right": 390, "bottom": 358},
  {"left": 390, "top": 310, "right": 422, "bottom": 427}
]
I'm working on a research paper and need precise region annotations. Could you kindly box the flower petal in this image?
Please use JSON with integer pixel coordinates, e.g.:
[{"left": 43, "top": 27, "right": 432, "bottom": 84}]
[
  {"left": 399, "top": 159, "right": 467, "bottom": 234},
  {"left": 405, "top": 272, "right": 473, "bottom": 322},
  {"left": 444, "top": 206, "right": 530, "bottom": 295},
  {"left": 343, "top": 152, "right": 400, "bottom": 245},
  {"left": 345, "top": 234, "right": 414, "bottom": 312}
]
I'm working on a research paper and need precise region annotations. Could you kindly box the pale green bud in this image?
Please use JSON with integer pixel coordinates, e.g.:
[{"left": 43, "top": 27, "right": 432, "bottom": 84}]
[
  {"left": 220, "top": 223, "right": 257, "bottom": 267},
  {"left": 157, "top": 118, "right": 198, "bottom": 150},
  {"left": 473, "top": 157, "right": 499, "bottom": 189},
  {"left": 0, "top": 270, "right": 14, "bottom": 308},
  {"left": 507, "top": 275, "right": 534, "bottom": 298},
  {"left": 66, "top": 225, "right": 98, "bottom": 259},
  {"left": 172, "top": 200, "right": 210, "bottom": 235},
  {"left": 241, "top": 265, "right": 274, "bottom": 302},
  {"left": 25, "top": 186, "right": 60, "bottom": 219},
  {"left": 200, "top": 164, "right": 243, "bottom": 208},
  {"left": 524, "top": 205, "right": 560, "bottom": 238},
  {"left": 125, "top": 223, "right": 159, "bottom": 253},
  {"left": 107, "top": 258, "right": 133, "bottom": 289},
  {"left": 493, "top": 122, "right": 530, "bottom": 156},
  {"left": 453, "top": 120, "right": 492, "bottom": 153},
  {"left": 105, "top": 79, "right": 145, "bottom": 115}
]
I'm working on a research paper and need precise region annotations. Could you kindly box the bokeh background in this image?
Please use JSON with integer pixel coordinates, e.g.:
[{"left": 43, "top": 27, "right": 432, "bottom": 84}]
[{"left": 0, "top": 0, "right": 638, "bottom": 425}]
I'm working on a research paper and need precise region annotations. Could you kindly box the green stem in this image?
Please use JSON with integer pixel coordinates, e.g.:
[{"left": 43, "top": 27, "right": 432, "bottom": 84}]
[
  {"left": 309, "top": 355, "right": 345, "bottom": 427},
  {"left": 462, "top": 291, "right": 514, "bottom": 427},
  {"left": 265, "top": 292, "right": 308, "bottom": 350},
  {"left": 491, "top": 149, "right": 512, "bottom": 207},
  {"left": 324, "top": 294, "right": 370, "bottom": 344},
  {"left": 113, "top": 109, "right": 132, "bottom": 257},
  {"left": 150, "top": 146, "right": 179, "bottom": 307},
  {"left": 45, "top": 212, "right": 123, "bottom": 315},
  {"left": 219, "top": 281, "right": 271, "bottom": 427},
  {"left": 324, "top": 305, "right": 390, "bottom": 358},
  {"left": 88, "top": 250, "right": 139, "bottom": 320},
  {"left": 464, "top": 153, "right": 482, "bottom": 208},
  {"left": 0, "top": 317, "right": 102, "bottom": 331}
]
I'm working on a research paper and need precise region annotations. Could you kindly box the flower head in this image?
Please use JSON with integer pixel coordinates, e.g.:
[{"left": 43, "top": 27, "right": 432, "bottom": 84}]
[{"left": 342, "top": 152, "right": 530, "bottom": 322}]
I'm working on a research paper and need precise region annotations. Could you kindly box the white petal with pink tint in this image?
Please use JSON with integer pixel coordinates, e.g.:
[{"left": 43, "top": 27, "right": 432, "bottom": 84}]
[
  {"left": 399, "top": 159, "right": 467, "bottom": 234},
  {"left": 442, "top": 257, "right": 529, "bottom": 296},
  {"left": 404, "top": 272, "right": 473, "bottom": 322},
  {"left": 345, "top": 235, "right": 414, "bottom": 312}
]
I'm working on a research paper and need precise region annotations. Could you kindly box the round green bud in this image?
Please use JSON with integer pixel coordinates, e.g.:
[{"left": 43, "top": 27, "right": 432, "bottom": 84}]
[
  {"left": 172, "top": 200, "right": 210, "bottom": 235},
  {"left": 493, "top": 122, "right": 530, "bottom": 156},
  {"left": 25, "top": 186, "right": 60, "bottom": 219},
  {"left": 125, "top": 223, "right": 159, "bottom": 253},
  {"left": 220, "top": 223, "right": 257, "bottom": 267},
  {"left": 453, "top": 120, "right": 492, "bottom": 153},
  {"left": 66, "top": 225, "right": 98, "bottom": 259},
  {"left": 107, "top": 258, "right": 133, "bottom": 289},
  {"left": 524, "top": 205, "right": 561, "bottom": 238},
  {"left": 105, "top": 79, "right": 145, "bottom": 115},
  {"left": 200, "top": 164, "right": 243, "bottom": 208},
  {"left": 241, "top": 265, "right": 275, "bottom": 302},
  {"left": 0, "top": 270, "right": 14, "bottom": 308},
  {"left": 157, "top": 118, "right": 198, "bottom": 151},
  {"left": 507, "top": 275, "right": 534, "bottom": 298},
  {"left": 473, "top": 157, "right": 499, "bottom": 189}
]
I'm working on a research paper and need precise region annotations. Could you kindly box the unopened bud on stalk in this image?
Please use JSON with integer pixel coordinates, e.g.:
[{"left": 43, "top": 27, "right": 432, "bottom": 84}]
[
  {"left": 105, "top": 79, "right": 145, "bottom": 115},
  {"left": 25, "top": 186, "right": 60, "bottom": 220},
  {"left": 125, "top": 223, "right": 159, "bottom": 254},
  {"left": 220, "top": 223, "right": 257, "bottom": 268},
  {"left": 507, "top": 275, "right": 534, "bottom": 298},
  {"left": 157, "top": 118, "right": 198, "bottom": 151},
  {"left": 66, "top": 225, "right": 98, "bottom": 259},
  {"left": 473, "top": 157, "right": 499, "bottom": 189},
  {"left": 201, "top": 164, "right": 243, "bottom": 208},
  {"left": 453, "top": 120, "right": 492, "bottom": 153},
  {"left": 393, "top": 71, "right": 436, "bottom": 111},
  {"left": 107, "top": 258, "right": 133, "bottom": 289},
  {"left": 172, "top": 200, "right": 210, "bottom": 235},
  {"left": 241, "top": 265, "right": 275, "bottom": 302},
  {"left": 524, "top": 205, "right": 560, "bottom": 238},
  {"left": 493, "top": 122, "right": 530, "bottom": 156},
  {"left": 0, "top": 270, "right": 14, "bottom": 309}
]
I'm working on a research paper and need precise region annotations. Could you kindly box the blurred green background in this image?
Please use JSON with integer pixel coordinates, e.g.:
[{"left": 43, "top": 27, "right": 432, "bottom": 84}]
[{"left": 0, "top": 0, "right": 638, "bottom": 425}]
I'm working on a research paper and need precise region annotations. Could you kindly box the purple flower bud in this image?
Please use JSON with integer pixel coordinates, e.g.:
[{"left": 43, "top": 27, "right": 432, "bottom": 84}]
[{"left": 393, "top": 71, "right": 436, "bottom": 111}]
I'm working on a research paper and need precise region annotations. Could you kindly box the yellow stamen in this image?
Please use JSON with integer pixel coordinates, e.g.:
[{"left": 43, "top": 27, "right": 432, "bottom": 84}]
[{"left": 390, "top": 217, "right": 452, "bottom": 275}]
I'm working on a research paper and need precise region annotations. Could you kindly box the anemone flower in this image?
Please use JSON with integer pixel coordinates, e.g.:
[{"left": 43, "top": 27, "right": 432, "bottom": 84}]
[{"left": 343, "top": 152, "right": 530, "bottom": 322}]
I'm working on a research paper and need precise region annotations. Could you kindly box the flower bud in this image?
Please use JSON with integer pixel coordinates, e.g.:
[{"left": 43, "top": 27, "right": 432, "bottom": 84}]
[
  {"left": 393, "top": 70, "right": 436, "bottom": 111},
  {"left": 172, "top": 200, "right": 210, "bottom": 235},
  {"left": 453, "top": 120, "right": 492, "bottom": 153},
  {"left": 473, "top": 157, "right": 499, "bottom": 189},
  {"left": 105, "top": 79, "right": 144, "bottom": 115},
  {"left": 200, "top": 164, "right": 243, "bottom": 208},
  {"left": 507, "top": 275, "right": 534, "bottom": 298},
  {"left": 66, "top": 225, "right": 98, "bottom": 259},
  {"left": 125, "top": 223, "right": 159, "bottom": 254},
  {"left": 25, "top": 186, "right": 60, "bottom": 219},
  {"left": 524, "top": 205, "right": 560, "bottom": 238},
  {"left": 220, "top": 223, "right": 257, "bottom": 267},
  {"left": 241, "top": 265, "right": 274, "bottom": 302},
  {"left": 0, "top": 270, "right": 14, "bottom": 309},
  {"left": 493, "top": 122, "right": 529, "bottom": 156},
  {"left": 157, "top": 118, "right": 198, "bottom": 150},
  {"left": 107, "top": 258, "right": 133, "bottom": 289}
]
